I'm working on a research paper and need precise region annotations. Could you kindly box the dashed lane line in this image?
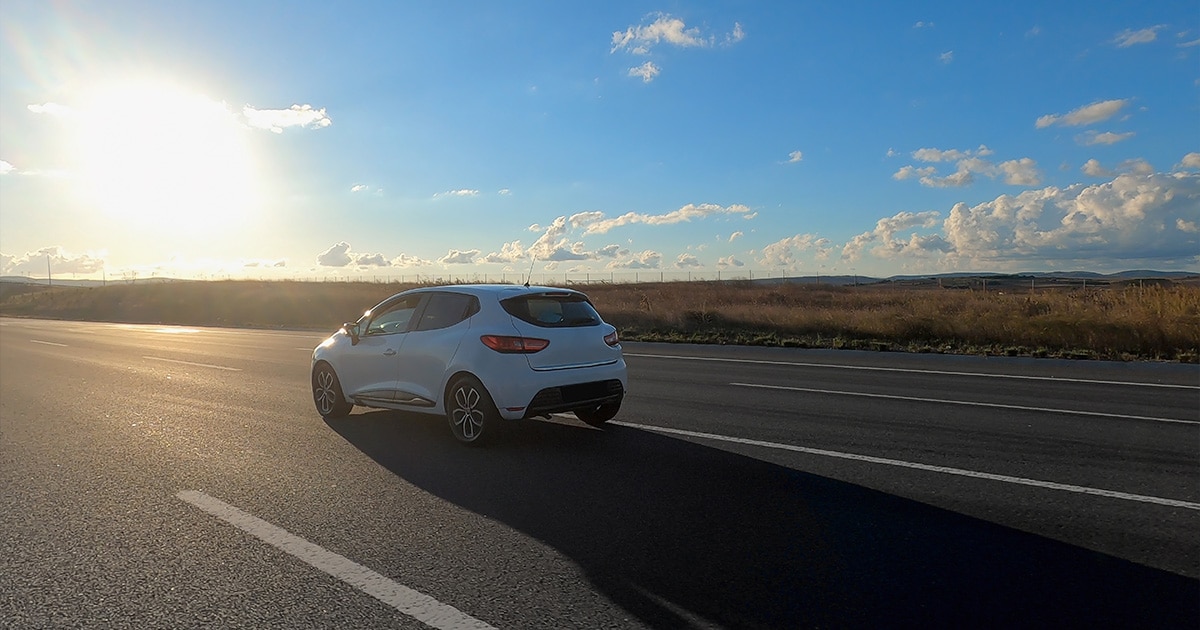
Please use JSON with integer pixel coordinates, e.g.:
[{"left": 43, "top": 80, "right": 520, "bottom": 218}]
[
  {"left": 143, "top": 356, "right": 242, "bottom": 371},
  {"left": 623, "top": 352, "right": 1199, "bottom": 390},
  {"left": 177, "top": 491, "right": 498, "bottom": 630},
  {"left": 611, "top": 421, "right": 1200, "bottom": 511},
  {"left": 731, "top": 382, "right": 1200, "bottom": 426}
]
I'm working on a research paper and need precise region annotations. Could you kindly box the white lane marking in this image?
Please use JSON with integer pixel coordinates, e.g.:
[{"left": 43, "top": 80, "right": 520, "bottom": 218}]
[
  {"left": 731, "top": 382, "right": 1200, "bottom": 426},
  {"left": 143, "top": 356, "right": 242, "bottom": 372},
  {"left": 177, "top": 491, "right": 498, "bottom": 630},
  {"left": 30, "top": 339, "right": 68, "bottom": 347},
  {"left": 610, "top": 422, "right": 1200, "bottom": 511},
  {"left": 624, "top": 352, "right": 1199, "bottom": 390}
]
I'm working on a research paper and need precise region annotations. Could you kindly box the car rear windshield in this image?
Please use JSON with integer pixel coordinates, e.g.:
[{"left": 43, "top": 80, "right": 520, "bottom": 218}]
[{"left": 501, "top": 293, "right": 602, "bottom": 327}]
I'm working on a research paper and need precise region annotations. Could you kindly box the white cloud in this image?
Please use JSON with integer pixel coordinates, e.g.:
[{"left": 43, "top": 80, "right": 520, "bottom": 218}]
[
  {"left": 581, "top": 203, "right": 756, "bottom": 235},
  {"left": 717, "top": 255, "right": 744, "bottom": 268},
  {"left": 1079, "top": 131, "right": 1135, "bottom": 146},
  {"left": 1177, "top": 219, "right": 1198, "bottom": 233},
  {"left": 316, "top": 242, "right": 393, "bottom": 267},
  {"left": 725, "top": 23, "right": 746, "bottom": 46},
  {"left": 498, "top": 188, "right": 512, "bottom": 196},
  {"left": 242, "top": 104, "right": 331, "bottom": 133},
  {"left": 896, "top": 147, "right": 1041, "bottom": 188},
  {"left": 1036, "top": 99, "right": 1129, "bottom": 128},
  {"left": 787, "top": 150, "right": 803, "bottom": 163},
  {"left": 391, "top": 253, "right": 433, "bottom": 267},
  {"left": 438, "top": 249, "right": 481, "bottom": 265},
  {"left": 26, "top": 102, "right": 75, "bottom": 118},
  {"left": 612, "top": 14, "right": 712, "bottom": 54},
  {"left": 0, "top": 160, "right": 13, "bottom": 175},
  {"left": 1177, "top": 152, "right": 1200, "bottom": 170},
  {"left": 1082, "top": 159, "right": 1114, "bottom": 178},
  {"left": 607, "top": 250, "right": 662, "bottom": 269},
  {"left": 434, "top": 189, "right": 480, "bottom": 198},
  {"left": 596, "top": 244, "right": 625, "bottom": 258},
  {"left": 2, "top": 246, "right": 106, "bottom": 275},
  {"left": 674, "top": 253, "right": 702, "bottom": 269},
  {"left": 1117, "top": 158, "right": 1154, "bottom": 175},
  {"left": 940, "top": 172, "right": 1200, "bottom": 267},
  {"left": 728, "top": 231, "right": 743, "bottom": 242},
  {"left": 913, "top": 21, "right": 934, "bottom": 29},
  {"left": 628, "top": 61, "right": 661, "bottom": 83},
  {"left": 758, "top": 234, "right": 831, "bottom": 268},
  {"left": 1113, "top": 26, "right": 1165, "bottom": 47},
  {"left": 481, "top": 241, "right": 526, "bottom": 264},
  {"left": 351, "top": 184, "right": 369, "bottom": 193},
  {"left": 940, "top": 51, "right": 954, "bottom": 64},
  {"left": 841, "top": 211, "right": 946, "bottom": 262}
]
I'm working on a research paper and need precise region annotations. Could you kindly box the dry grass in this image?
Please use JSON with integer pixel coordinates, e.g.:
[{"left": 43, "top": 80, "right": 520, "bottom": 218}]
[{"left": 1, "top": 278, "right": 1197, "bottom": 362}]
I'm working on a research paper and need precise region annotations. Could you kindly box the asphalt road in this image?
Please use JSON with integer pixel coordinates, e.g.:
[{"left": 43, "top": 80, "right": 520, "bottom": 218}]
[{"left": 2, "top": 317, "right": 1197, "bottom": 629}]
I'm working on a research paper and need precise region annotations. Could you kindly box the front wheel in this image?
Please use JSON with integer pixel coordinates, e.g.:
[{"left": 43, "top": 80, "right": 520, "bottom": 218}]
[
  {"left": 312, "top": 363, "right": 353, "bottom": 419},
  {"left": 575, "top": 401, "right": 621, "bottom": 427},
  {"left": 446, "top": 375, "right": 498, "bottom": 446}
]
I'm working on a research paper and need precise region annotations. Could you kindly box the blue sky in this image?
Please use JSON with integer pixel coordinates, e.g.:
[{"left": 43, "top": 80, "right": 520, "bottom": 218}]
[{"left": 1, "top": 1, "right": 1197, "bottom": 281}]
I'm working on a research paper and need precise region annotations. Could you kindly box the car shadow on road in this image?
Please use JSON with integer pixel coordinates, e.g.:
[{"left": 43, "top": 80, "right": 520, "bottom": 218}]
[{"left": 326, "top": 411, "right": 1198, "bottom": 629}]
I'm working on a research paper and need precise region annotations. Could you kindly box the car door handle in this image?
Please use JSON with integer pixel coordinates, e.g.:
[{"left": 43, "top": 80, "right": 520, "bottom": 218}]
[{"left": 383, "top": 349, "right": 396, "bottom": 356}]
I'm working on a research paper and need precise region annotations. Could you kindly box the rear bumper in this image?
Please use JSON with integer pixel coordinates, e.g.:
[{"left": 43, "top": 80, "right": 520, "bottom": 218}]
[{"left": 523, "top": 379, "right": 624, "bottom": 418}]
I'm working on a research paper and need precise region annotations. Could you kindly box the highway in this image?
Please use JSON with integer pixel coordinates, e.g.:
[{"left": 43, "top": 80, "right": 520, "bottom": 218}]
[{"left": 2, "top": 317, "right": 1197, "bottom": 628}]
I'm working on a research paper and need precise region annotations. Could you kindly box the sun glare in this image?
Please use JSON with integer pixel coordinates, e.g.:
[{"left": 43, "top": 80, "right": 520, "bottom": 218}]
[{"left": 73, "top": 81, "right": 260, "bottom": 233}]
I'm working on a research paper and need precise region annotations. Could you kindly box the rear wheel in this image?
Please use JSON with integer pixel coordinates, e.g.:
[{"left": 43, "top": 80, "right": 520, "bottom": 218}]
[
  {"left": 312, "top": 363, "right": 353, "bottom": 418},
  {"left": 446, "top": 375, "right": 498, "bottom": 446},
  {"left": 575, "top": 400, "right": 621, "bottom": 427}
]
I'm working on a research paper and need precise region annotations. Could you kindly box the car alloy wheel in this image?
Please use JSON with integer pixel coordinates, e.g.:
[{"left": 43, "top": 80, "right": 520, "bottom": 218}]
[
  {"left": 312, "top": 363, "right": 352, "bottom": 419},
  {"left": 447, "top": 375, "right": 496, "bottom": 445}
]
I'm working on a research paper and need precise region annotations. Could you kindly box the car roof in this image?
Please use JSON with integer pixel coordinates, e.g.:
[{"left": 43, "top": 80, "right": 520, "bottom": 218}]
[{"left": 396, "top": 284, "right": 587, "bottom": 300}]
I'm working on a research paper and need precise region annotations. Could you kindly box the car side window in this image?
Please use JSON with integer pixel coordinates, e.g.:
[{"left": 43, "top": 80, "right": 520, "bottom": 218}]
[
  {"left": 365, "top": 295, "right": 421, "bottom": 335},
  {"left": 415, "top": 292, "right": 478, "bottom": 332}
]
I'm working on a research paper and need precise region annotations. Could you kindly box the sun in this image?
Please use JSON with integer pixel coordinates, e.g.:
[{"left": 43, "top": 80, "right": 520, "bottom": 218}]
[{"left": 72, "top": 80, "right": 260, "bottom": 233}]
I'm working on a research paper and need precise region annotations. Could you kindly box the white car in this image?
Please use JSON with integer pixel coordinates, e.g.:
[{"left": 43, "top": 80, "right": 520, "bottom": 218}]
[{"left": 311, "top": 284, "right": 627, "bottom": 444}]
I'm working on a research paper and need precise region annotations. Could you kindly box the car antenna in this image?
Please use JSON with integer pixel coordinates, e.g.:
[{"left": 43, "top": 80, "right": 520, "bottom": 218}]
[{"left": 524, "top": 255, "right": 535, "bottom": 288}]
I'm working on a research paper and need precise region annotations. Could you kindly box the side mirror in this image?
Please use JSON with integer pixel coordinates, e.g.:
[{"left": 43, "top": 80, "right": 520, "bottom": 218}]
[{"left": 342, "top": 322, "right": 360, "bottom": 345}]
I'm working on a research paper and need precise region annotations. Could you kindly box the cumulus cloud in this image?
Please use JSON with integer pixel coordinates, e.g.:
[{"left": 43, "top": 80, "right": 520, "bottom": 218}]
[
  {"left": 391, "top": 253, "right": 433, "bottom": 267},
  {"left": 1079, "top": 131, "right": 1134, "bottom": 146},
  {"left": 579, "top": 203, "right": 756, "bottom": 235},
  {"left": 939, "top": 172, "right": 1200, "bottom": 267},
  {"left": 1036, "top": 99, "right": 1128, "bottom": 128},
  {"left": 728, "top": 231, "right": 743, "bottom": 242},
  {"left": 611, "top": 14, "right": 716, "bottom": 54},
  {"left": 939, "top": 51, "right": 954, "bottom": 64},
  {"left": 1082, "top": 159, "right": 1114, "bottom": 178},
  {"left": 758, "top": 234, "right": 833, "bottom": 268},
  {"left": 674, "top": 253, "right": 702, "bottom": 268},
  {"left": 787, "top": 151, "right": 803, "bottom": 163},
  {"left": 350, "top": 184, "right": 369, "bottom": 193},
  {"left": 717, "top": 255, "right": 744, "bottom": 268},
  {"left": 1, "top": 246, "right": 106, "bottom": 275},
  {"left": 841, "top": 212, "right": 947, "bottom": 262},
  {"left": 316, "top": 242, "right": 394, "bottom": 267},
  {"left": 438, "top": 249, "right": 481, "bottom": 265},
  {"left": 607, "top": 250, "right": 662, "bottom": 269},
  {"left": 243, "top": 104, "right": 331, "bottom": 133},
  {"left": 480, "top": 241, "right": 526, "bottom": 264},
  {"left": 1177, "top": 152, "right": 1200, "bottom": 170},
  {"left": 1113, "top": 26, "right": 1165, "bottom": 47},
  {"left": 0, "top": 160, "right": 13, "bottom": 175},
  {"left": 894, "top": 146, "right": 1041, "bottom": 188}
]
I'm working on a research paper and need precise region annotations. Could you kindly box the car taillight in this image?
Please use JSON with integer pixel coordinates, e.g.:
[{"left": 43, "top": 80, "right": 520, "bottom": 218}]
[
  {"left": 480, "top": 335, "right": 549, "bottom": 353},
  {"left": 604, "top": 331, "right": 619, "bottom": 347}
]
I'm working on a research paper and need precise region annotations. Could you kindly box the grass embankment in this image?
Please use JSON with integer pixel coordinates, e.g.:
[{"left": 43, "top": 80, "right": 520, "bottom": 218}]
[{"left": 1, "top": 279, "right": 1197, "bottom": 362}]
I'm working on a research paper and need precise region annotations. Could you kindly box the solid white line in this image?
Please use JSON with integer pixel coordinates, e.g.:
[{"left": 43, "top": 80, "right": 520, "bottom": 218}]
[
  {"left": 30, "top": 339, "right": 68, "bottom": 347},
  {"left": 624, "top": 352, "right": 1199, "bottom": 390},
  {"left": 177, "top": 491, "right": 497, "bottom": 630},
  {"left": 143, "top": 356, "right": 242, "bottom": 371},
  {"left": 610, "top": 422, "right": 1200, "bottom": 511},
  {"left": 731, "top": 382, "right": 1199, "bottom": 425}
]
